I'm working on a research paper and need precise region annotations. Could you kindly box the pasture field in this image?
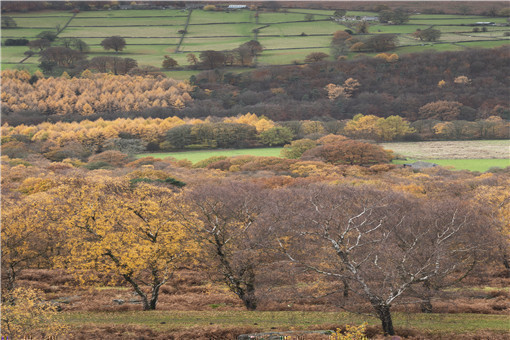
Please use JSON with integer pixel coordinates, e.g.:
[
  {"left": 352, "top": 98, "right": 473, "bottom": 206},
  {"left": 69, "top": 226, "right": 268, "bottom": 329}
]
[
  {"left": 61, "top": 310, "right": 510, "bottom": 335},
  {"left": 408, "top": 17, "right": 509, "bottom": 25},
  {"left": 395, "top": 44, "right": 465, "bottom": 54},
  {"left": 75, "top": 9, "right": 187, "bottom": 17},
  {"left": 12, "top": 16, "right": 73, "bottom": 28},
  {"left": 1, "top": 46, "right": 29, "bottom": 63},
  {"left": 256, "top": 48, "right": 330, "bottom": 64},
  {"left": 260, "top": 21, "right": 344, "bottom": 36},
  {"left": 139, "top": 140, "right": 509, "bottom": 171},
  {"left": 393, "top": 159, "right": 510, "bottom": 172},
  {"left": 1, "top": 8, "right": 509, "bottom": 71},
  {"left": 139, "top": 147, "right": 284, "bottom": 164},
  {"left": 189, "top": 10, "right": 253, "bottom": 24},
  {"left": 258, "top": 36, "right": 332, "bottom": 49},
  {"left": 381, "top": 140, "right": 510, "bottom": 160},
  {"left": 70, "top": 16, "right": 187, "bottom": 26},
  {"left": 185, "top": 23, "right": 257, "bottom": 37},
  {"left": 181, "top": 37, "right": 251, "bottom": 52},
  {"left": 258, "top": 12, "right": 323, "bottom": 23},
  {"left": 459, "top": 40, "right": 510, "bottom": 48},
  {"left": 286, "top": 9, "right": 336, "bottom": 16}
]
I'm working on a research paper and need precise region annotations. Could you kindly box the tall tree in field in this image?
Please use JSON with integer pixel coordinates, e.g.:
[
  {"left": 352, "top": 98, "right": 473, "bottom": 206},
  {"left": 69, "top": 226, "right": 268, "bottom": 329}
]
[
  {"left": 330, "top": 30, "right": 351, "bottom": 58},
  {"left": 199, "top": 50, "right": 226, "bottom": 69},
  {"left": 162, "top": 55, "right": 179, "bottom": 69},
  {"left": 272, "top": 185, "right": 493, "bottom": 335},
  {"left": 179, "top": 180, "right": 269, "bottom": 310},
  {"left": 100, "top": 36, "right": 126, "bottom": 53},
  {"left": 53, "top": 176, "right": 194, "bottom": 310},
  {"left": 304, "top": 52, "right": 329, "bottom": 63}
]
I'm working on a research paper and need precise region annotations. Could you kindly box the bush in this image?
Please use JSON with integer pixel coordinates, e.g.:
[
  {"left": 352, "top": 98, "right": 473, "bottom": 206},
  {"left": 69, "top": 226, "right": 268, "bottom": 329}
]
[
  {"left": 88, "top": 150, "right": 131, "bottom": 167},
  {"left": 4, "top": 38, "right": 29, "bottom": 46}
]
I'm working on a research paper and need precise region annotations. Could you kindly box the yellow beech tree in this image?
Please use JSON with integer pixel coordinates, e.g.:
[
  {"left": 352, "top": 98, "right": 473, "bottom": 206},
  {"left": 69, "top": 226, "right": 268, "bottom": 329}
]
[{"left": 53, "top": 176, "right": 194, "bottom": 310}]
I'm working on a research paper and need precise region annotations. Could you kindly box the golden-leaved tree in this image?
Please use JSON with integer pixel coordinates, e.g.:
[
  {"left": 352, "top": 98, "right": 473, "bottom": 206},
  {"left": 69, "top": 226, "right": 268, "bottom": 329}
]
[{"left": 53, "top": 175, "right": 195, "bottom": 310}]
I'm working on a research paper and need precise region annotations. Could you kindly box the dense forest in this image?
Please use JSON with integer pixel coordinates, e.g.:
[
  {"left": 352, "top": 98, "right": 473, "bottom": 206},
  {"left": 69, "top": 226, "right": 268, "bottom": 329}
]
[
  {"left": 2, "top": 48, "right": 509, "bottom": 126},
  {"left": 187, "top": 47, "right": 510, "bottom": 121}
]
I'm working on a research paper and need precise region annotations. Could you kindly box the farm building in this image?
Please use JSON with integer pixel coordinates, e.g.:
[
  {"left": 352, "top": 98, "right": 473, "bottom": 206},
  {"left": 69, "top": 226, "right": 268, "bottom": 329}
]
[
  {"left": 228, "top": 5, "right": 247, "bottom": 10},
  {"left": 474, "top": 22, "right": 496, "bottom": 25}
]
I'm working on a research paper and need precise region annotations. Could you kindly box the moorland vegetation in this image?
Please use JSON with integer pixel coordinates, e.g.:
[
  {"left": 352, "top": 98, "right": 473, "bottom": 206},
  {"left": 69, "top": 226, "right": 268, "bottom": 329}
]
[{"left": 1, "top": 1, "right": 509, "bottom": 339}]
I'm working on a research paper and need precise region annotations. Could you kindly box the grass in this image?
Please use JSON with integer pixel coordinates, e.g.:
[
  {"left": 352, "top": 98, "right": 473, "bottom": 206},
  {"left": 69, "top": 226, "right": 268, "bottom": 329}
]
[
  {"left": 0, "top": 62, "right": 39, "bottom": 72},
  {"left": 1, "top": 46, "right": 30, "bottom": 63},
  {"left": 285, "top": 9, "right": 335, "bottom": 16},
  {"left": 258, "top": 36, "right": 332, "bottom": 49},
  {"left": 13, "top": 16, "right": 73, "bottom": 28},
  {"left": 396, "top": 44, "right": 466, "bottom": 54},
  {"left": 383, "top": 140, "right": 510, "bottom": 172},
  {"left": 408, "top": 18, "right": 508, "bottom": 25},
  {"left": 3, "top": 8, "right": 509, "bottom": 71},
  {"left": 186, "top": 23, "right": 257, "bottom": 37},
  {"left": 180, "top": 37, "right": 252, "bottom": 52},
  {"left": 257, "top": 48, "right": 331, "bottom": 64},
  {"left": 138, "top": 147, "right": 283, "bottom": 164},
  {"left": 8, "top": 10, "right": 72, "bottom": 17},
  {"left": 61, "top": 310, "right": 510, "bottom": 335},
  {"left": 189, "top": 10, "right": 254, "bottom": 24},
  {"left": 258, "top": 12, "right": 322, "bottom": 23},
  {"left": 1, "top": 28, "right": 47, "bottom": 38},
  {"left": 60, "top": 26, "right": 180, "bottom": 38},
  {"left": 458, "top": 40, "right": 510, "bottom": 48},
  {"left": 393, "top": 159, "right": 510, "bottom": 172},
  {"left": 75, "top": 9, "right": 187, "bottom": 17},
  {"left": 260, "top": 21, "right": 340, "bottom": 36},
  {"left": 369, "top": 24, "right": 431, "bottom": 34},
  {"left": 382, "top": 140, "right": 510, "bottom": 159},
  {"left": 138, "top": 140, "right": 510, "bottom": 172},
  {"left": 70, "top": 16, "right": 187, "bottom": 27}
]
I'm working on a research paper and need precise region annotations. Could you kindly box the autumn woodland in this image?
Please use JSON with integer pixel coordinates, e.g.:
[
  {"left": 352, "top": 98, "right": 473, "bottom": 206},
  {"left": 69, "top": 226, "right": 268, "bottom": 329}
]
[{"left": 1, "top": 1, "right": 510, "bottom": 339}]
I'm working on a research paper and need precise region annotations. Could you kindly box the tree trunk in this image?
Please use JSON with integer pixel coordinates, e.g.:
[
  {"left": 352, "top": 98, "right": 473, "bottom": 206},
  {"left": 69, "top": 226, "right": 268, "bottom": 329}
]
[
  {"left": 420, "top": 280, "right": 433, "bottom": 313},
  {"left": 149, "top": 286, "right": 160, "bottom": 310},
  {"left": 374, "top": 303, "right": 395, "bottom": 336},
  {"left": 342, "top": 278, "right": 349, "bottom": 298},
  {"left": 420, "top": 298, "right": 433, "bottom": 313},
  {"left": 239, "top": 282, "right": 257, "bottom": 310}
]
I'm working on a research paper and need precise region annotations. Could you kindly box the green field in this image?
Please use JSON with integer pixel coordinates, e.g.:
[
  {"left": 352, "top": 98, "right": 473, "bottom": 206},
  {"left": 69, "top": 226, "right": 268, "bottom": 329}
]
[
  {"left": 139, "top": 140, "right": 510, "bottom": 172},
  {"left": 61, "top": 310, "right": 510, "bottom": 335},
  {"left": 139, "top": 147, "right": 283, "bottom": 164},
  {"left": 260, "top": 21, "right": 342, "bottom": 36},
  {"left": 70, "top": 16, "right": 187, "bottom": 26},
  {"left": 393, "top": 159, "right": 510, "bottom": 172},
  {"left": 2, "top": 8, "right": 509, "bottom": 71},
  {"left": 257, "top": 47, "right": 330, "bottom": 64},
  {"left": 258, "top": 36, "right": 332, "bottom": 49}
]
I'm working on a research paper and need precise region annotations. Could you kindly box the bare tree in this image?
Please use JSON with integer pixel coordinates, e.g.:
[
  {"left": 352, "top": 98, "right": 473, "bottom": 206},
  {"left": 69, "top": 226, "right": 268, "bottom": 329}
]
[
  {"left": 271, "top": 184, "right": 493, "bottom": 335},
  {"left": 179, "top": 180, "right": 269, "bottom": 310}
]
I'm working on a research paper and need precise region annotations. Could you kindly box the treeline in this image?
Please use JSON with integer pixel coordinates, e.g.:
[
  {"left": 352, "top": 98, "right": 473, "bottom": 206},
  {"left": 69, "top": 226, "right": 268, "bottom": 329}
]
[
  {"left": 3, "top": 113, "right": 508, "bottom": 163},
  {"left": 2, "top": 150, "right": 508, "bottom": 336},
  {"left": 186, "top": 47, "right": 510, "bottom": 122}
]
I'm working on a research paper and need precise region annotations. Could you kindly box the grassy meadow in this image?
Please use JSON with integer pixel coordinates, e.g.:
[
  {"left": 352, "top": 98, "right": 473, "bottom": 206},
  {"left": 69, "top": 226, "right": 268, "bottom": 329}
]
[
  {"left": 140, "top": 147, "right": 283, "bottom": 163},
  {"left": 138, "top": 140, "right": 509, "bottom": 172},
  {"left": 2, "top": 8, "right": 509, "bottom": 71},
  {"left": 61, "top": 310, "right": 510, "bottom": 336}
]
